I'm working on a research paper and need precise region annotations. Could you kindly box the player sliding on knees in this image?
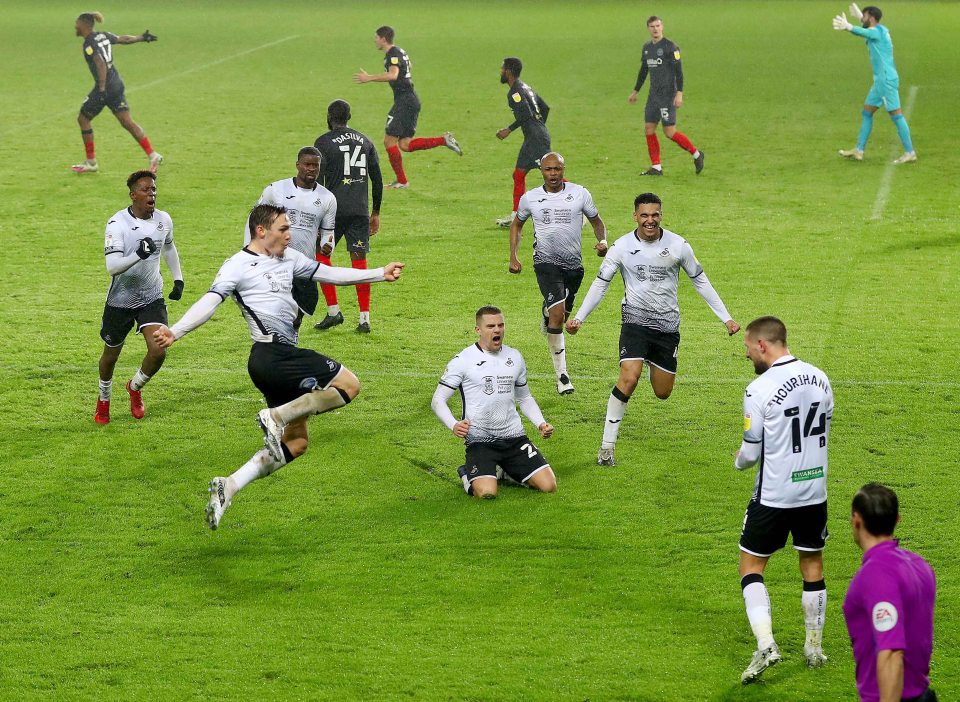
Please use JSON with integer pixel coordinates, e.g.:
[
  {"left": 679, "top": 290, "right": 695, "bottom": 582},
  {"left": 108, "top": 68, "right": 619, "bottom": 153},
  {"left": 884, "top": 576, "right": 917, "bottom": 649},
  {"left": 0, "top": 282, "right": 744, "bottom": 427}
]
[
  {"left": 832, "top": 4, "right": 916, "bottom": 164},
  {"left": 353, "top": 25, "right": 462, "bottom": 189},
  {"left": 566, "top": 193, "right": 739, "bottom": 467},
  {"left": 432, "top": 307, "right": 558, "bottom": 498},
  {"left": 153, "top": 204, "right": 404, "bottom": 530},
  {"left": 72, "top": 11, "right": 162, "bottom": 174},
  {"left": 509, "top": 152, "right": 607, "bottom": 395}
]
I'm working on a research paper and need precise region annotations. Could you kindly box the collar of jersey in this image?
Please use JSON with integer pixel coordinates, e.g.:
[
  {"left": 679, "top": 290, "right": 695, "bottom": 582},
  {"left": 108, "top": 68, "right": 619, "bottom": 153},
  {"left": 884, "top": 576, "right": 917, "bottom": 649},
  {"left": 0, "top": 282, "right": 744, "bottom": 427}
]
[
  {"left": 862, "top": 538, "right": 899, "bottom": 564},
  {"left": 770, "top": 354, "right": 797, "bottom": 367},
  {"left": 291, "top": 177, "right": 317, "bottom": 192},
  {"left": 632, "top": 228, "right": 663, "bottom": 245},
  {"left": 126, "top": 206, "right": 154, "bottom": 222}
]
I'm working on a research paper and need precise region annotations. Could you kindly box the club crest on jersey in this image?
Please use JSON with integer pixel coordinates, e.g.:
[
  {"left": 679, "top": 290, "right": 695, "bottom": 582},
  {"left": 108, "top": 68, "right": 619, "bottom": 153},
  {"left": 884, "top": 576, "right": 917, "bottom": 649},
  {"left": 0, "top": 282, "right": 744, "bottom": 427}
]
[
  {"left": 483, "top": 376, "right": 495, "bottom": 395},
  {"left": 157, "top": 222, "right": 164, "bottom": 231},
  {"left": 659, "top": 248, "right": 670, "bottom": 257},
  {"left": 314, "top": 198, "right": 323, "bottom": 206},
  {"left": 505, "top": 358, "right": 514, "bottom": 367},
  {"left": 565, "top": 194, "right": 574, "bottom": 201},
  {"left": 657, "top": 48, "right": 663, "bottom": 57}
]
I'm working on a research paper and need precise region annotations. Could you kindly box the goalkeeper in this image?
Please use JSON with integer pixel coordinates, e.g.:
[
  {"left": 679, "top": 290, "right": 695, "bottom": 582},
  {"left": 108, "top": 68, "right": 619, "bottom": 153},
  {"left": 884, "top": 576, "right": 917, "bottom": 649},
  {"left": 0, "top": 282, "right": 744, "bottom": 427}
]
[{"left": 832, "top": 4, "right": 916, "bottom": 164}]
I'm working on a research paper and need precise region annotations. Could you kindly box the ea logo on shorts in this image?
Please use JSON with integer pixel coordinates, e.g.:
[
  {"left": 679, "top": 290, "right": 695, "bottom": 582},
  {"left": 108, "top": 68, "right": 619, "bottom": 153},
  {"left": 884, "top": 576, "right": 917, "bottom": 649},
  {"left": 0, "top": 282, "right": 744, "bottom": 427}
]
[{"left": 872, "top": 601, "right": 898, "bottom": 632}]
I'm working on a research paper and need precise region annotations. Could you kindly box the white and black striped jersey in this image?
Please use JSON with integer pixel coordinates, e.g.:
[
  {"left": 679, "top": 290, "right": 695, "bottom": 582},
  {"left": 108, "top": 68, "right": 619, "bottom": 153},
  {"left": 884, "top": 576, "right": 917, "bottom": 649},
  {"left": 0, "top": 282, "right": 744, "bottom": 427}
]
[
  {"left": 516, "top": 182, "right": 599, "bottom": 269},
  {"left": 104, "top": 207, "right": 174, "bottom": 308},
  {"left": 439, "top": 343, "right": 531, "bottom": 445},
  {"left": 243, "top": 178, "right": 336, "bottom": 258},
  {"left": 592, "top": 228, "right": 726, "bottom": 332},
  {"left": 208, "top": 247, "right": 322, "bottom": 345},
  {"left": 743, "top": 355, "right": 834, "bottom": 508}
]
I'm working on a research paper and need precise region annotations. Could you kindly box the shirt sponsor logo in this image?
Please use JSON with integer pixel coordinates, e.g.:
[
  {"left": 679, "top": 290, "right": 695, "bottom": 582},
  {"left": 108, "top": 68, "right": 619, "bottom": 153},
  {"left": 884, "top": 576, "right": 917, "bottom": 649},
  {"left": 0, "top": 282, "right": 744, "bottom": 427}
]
[
  {"left": 872, "top": 601, "right": 898, "bottom": 632},
  {"left": 791, "top": 467, "right": 824, "bottom": 482}
]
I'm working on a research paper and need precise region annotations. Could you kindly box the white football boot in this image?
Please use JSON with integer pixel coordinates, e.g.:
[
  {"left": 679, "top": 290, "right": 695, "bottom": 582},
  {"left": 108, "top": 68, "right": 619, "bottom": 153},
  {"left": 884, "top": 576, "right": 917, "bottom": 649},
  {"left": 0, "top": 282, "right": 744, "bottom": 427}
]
[
  {"left": 72, "top": 159, "right": 99, "bottom": 173},
  {"left": 443, "top": 132, "right": 462, "bottom": 156},
  {"left": 206, "top": 477, "right": 231, "bottom": 530},
  {"left": 838, "top": 148, "right": 864, "bottom": 161},
  {"left": 892, "top": 151, "right": 917, "bottom": 165},
  {"left": 741, "top": 644, "right": 782, "bottom": 684},
  {"left": 257, "top": 408, "right": 286, "bottom": 463}
]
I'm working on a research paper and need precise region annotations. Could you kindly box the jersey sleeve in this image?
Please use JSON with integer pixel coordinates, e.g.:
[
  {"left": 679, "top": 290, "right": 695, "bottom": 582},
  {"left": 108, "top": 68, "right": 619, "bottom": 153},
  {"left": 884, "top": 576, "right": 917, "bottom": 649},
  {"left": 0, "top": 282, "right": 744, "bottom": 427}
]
[
  {"left": 163, "top": 215, "right": 174, "bottom": 246},
  {"left": 671, "top": 43, "right": 684, "bottom": 92},
  {"left": 258, "top": 184, "right": 276, "bottom": 206},
  {"left": 742, "top": 387, "right": 764, "bottom": 444},
  {"left": 289, "top": 249, "right": 321, "bottom": 279},
  {"left": 104, "top": 218, "right": 125, "bottom": 255},
  {"left": 851, "top": 26, "right": 881, "bottom": 39},
  {"left": 105, "top": 32, "right": 119, "bottom": 44},
  {"left": 208, "top": 258, "right": 240, "bottom": 300},
  {"left": 581, "top": 188, "right": 599, "bottom": 219},
  {"left": 679, "top": 240, "right": 704, "bottom": 278},
  {"left": 515, "top": 355, "right": 528, "bottom": 387},
  {"left": 866, "top": 570, "right": 908, "bottom": 651},
  {"left": 596, "top": 241, "right": 623, "bottom": 282},
  {"left": 439, "top": 356, "right": 464, "bottom": 389},
  {"left": 321, "top": 193, "right": 337, "bottom": 231},
  {"left": 516, "top": 192, "right": 532, "bottom": 222}
]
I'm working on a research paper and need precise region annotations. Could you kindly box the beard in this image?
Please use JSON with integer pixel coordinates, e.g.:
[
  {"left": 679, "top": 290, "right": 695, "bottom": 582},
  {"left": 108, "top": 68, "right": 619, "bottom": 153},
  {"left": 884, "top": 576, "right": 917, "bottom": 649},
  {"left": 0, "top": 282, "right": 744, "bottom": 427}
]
[
  {"left": 500, "top": 73, "right": 508, "bottom": 84},
  {"left": 752, "top": 359, "right": 770, "bottom": 375}
]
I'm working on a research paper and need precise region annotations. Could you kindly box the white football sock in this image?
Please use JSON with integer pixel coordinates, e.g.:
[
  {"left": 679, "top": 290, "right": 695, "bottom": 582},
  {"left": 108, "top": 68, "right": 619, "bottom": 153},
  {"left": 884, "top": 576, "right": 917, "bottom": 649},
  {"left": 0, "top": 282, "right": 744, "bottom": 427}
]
[
  {"left": 98, "top": 379, "right": 112, "bottom": 401},
  {"left": 602, "top": 391, "right": 628, "bottom": 449},
  {"left": 692, "top": 150, "right": 701, "bottom": 159},
  {"left": 802, "top": 583, "right": 827, "bottom": 648},
  {"left": 228, "top": 448, "right": 281, "bottom": 499},
  {"left": 743, "top": 580, "right": 776, "bottom": 650},
  {"left": 359, "top": 311, "right": 370, "bottom": 324},
  {"left": 546, "top": 328, "right": 566, "bottom": 376},
  {"left": 273, "top": 387, "right": 348, "bottom": 425},
  {"left": 327, "top": 304, "right": 341, "bottom": 316},
  {"left": 130, "top": 368, "right": 152, "bottom": 391}
]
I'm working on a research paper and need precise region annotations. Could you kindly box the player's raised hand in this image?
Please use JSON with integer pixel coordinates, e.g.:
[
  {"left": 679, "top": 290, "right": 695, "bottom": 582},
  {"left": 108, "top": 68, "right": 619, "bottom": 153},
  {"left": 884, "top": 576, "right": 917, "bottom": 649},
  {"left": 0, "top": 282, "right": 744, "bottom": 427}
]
[
  {"left": 538, "top": 422, "right": 554, "bottom": 439},
  {"left": 383, "top": 262, "right": 405, "bottom": 281},
  {"left": 628, "top": 91, "right": 638, "bottom": 104},
  {"left": 169, "top": 279, "right": 184, "bottom": 301},
  {"left": 848, "top": 3, "right": 863, "bottom": 20},
  {"left": 832, "top": 13, "right": 853, "bottom": 30},
  {"left": 725, "top": 319, "right": 741, "bottom": 336},
  {"left": 353, "top": 69, "right": 371, "bottom": 84},
  {"left": 509, "top": 258, "right": 522, "bottom": 274},
  {"left": 565, "top": 318, "right": 582, "bottom": 335},
  {"left": 136, "top": 237, "right": 158, "bottom": 259},
  {"left": 452, "top": 419, "right": 470, "bottom": 438},
  {"left": 142, "top": 30, "right": 158, "bottom": 42},
  {"left": 152, "top": 325, "right": 176, "bottom": 348}
]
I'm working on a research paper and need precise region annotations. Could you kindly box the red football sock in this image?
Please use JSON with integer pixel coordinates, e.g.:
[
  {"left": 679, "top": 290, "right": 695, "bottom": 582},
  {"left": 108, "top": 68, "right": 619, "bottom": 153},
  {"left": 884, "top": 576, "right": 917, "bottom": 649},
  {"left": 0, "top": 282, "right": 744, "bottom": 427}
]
[
  {"left": 512, "top": 169, "right": 526, "bottom": 211},
  {"left": 646, "top": 134, "right": 661, "bottom": 165},
  {"left": 316, "top": 254, "right": 338, "bottom": 307},
  {"left": 386, "top": 145, "right": 407, "bottom": 184},
  {"left": 138, "top": 136, "right": 154, "bottom": 156},
  {"left": 670, "top": 131, "right": 697, "bottom": 155},
  {"left": 408, "top": 136, "right": 445, "bottom": 151},
  {"left": 85, "top": 140, "right": 96, "bottom": 161},
  {"left": 352, "top": 259, "right": 370, "bottom": 312}
]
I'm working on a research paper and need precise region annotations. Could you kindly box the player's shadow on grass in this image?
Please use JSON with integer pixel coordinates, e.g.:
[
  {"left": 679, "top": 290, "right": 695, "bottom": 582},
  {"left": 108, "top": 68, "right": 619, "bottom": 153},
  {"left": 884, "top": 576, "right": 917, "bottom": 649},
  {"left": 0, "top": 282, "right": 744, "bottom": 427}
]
[{"left": 707, "top": 661, "right": 806, "bottom": 702}]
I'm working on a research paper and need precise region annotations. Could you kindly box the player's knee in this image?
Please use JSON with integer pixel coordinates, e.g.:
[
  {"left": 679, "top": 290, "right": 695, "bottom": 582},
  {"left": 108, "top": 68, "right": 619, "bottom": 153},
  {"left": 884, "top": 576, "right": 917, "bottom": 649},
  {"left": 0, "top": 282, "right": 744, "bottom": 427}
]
[
  {"left": 284, "top": 438, "right": 308, "bottom": 458},
  {"left": 535, "top": 472, "right": 557, "bottom": 493},
  {"left": 335, "top": 368, "right": 361, "bottom": 400},
  {"left": 653, "top": 386, "right": 673, "bottom": 400},
  {"left": 473, "top": 483, "right": 497, "bottom": 499}
]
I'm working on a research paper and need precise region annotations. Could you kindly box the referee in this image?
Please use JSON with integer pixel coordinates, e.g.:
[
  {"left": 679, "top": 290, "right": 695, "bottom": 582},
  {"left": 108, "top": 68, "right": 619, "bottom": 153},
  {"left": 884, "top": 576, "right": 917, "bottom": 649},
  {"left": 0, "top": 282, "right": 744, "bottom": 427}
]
[{"left": 844, "top": 483, "right": 937, "bottom": 702}]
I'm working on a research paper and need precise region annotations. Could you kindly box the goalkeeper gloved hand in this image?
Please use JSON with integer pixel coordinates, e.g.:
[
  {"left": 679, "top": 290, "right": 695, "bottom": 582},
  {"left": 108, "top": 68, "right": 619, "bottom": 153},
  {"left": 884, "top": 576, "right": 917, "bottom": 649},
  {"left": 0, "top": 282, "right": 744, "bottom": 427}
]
[
  {"left": 169, "top": 279, "right": 184, "bottom": 301},
  {"left": 142, "top": 30, "right": 158, "bottom": 42},
  {"left": 136, "top": 237, "right": 158, "bottom": 259},
  {"left": 848, "top": 3, "right": 863, "bottom": 21},
  {"left": 832, "top": 13, "right": 853, "bottom": 31}
]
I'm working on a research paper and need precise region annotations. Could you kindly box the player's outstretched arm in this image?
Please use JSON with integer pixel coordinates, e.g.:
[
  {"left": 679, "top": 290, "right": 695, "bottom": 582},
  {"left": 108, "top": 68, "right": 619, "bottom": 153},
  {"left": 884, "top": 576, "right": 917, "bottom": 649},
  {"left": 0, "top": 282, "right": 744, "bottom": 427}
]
[
  {"left": 311, "top": 261, "right": 404, "bottom": 285},
  {"left": 116, "top": 31, "right": 155, "bottom": 44},
  {"left": 154, "top": 292, "right": 224, "bottom": 347},
  {"left": 353, "top": 66, "right": 399, "bottom": 84},
  {"left": 568, "top": 273, "right": 613, "bottom": 332},
  {"left": 832, "top": 13, "right": 853, "bottom": 31},
  {"left": 848, "top": 3, "right": 863, "bottom": 20}
]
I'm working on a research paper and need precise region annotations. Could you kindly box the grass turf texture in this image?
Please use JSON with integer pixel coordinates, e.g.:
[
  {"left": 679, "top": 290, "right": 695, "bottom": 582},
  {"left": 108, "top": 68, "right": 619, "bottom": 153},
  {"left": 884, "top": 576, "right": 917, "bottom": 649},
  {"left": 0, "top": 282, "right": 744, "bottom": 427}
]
[{"left": 1, "top": 1, "right": 958, "bottom": 699}]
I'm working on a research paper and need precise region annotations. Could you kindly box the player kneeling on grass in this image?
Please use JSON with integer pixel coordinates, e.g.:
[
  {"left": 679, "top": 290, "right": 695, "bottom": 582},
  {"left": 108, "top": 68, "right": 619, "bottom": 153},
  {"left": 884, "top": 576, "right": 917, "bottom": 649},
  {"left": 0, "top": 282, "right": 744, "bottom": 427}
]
[
  {"left": 432, "top": 306, "right": 557, "bottom": 498},
  {"left": 153, "top": 204, "right": 404, "bottom": 530}
]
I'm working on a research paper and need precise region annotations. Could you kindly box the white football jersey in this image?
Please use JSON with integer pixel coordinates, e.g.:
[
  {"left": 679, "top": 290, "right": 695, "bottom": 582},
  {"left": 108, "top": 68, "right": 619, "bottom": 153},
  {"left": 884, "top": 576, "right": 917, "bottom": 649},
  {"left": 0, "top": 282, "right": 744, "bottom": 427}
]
[
  {"left": 743, "top": 355, "right": 834, "bottom": 508},
  {"left": 439, "top": 343, "right": 530, "bottom": 444},
  {"left": 208, "top": 247, "right": 321, "bottom": 345},
  {"left": 104, "top": 207, "right": 174, "bottom": 308},
  {"left": 516, "top": 182, "right": 599, "bottom": 269},
  {"left": 243, "top": 178, "right": 337, "bottom": 257},
  {"left": 595, "top": 228, "right": 702, "bottom": 333}
]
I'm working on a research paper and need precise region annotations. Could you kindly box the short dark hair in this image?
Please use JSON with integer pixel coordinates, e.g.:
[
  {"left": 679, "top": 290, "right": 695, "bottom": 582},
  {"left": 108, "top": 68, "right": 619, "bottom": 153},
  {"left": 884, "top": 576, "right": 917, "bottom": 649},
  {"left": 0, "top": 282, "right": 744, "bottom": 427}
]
[
  {"left": 248, "top": 204, "right": 287, "bottom": 240},
  {"left": 475, "top": 305, "right": 503, "bottom": 324},
  {"left": 376, "top": 25, "right": 395, "bottom": 42},
  {"left": 646, "top": 15, "right": 662, "bottom": 25},
  {"left": 78, "top": 11, "right": 104, "bottom": 26},
  {"left": 297, "top": 146, "right": 321, "bottom": 161},
  {"left": 327, "top": 99, "right": 351, "bottom": 126},
  {"left": 745, "top": 316, "right": 787, "bottom": 345},
  {"left": 852, "top": 483, "right": 899, "bottom": 536},
  {"left": 633, "top": 192, "right": 662, "bottom": 209},
  {"left": 127, "top": 170, "right": 155, "bottom": 191},
  {"left": 862, "top": 5, "right": 882, "bottom": 21},
  {"left": 502, "top": 57, "right": 522, "bottom": 78}
]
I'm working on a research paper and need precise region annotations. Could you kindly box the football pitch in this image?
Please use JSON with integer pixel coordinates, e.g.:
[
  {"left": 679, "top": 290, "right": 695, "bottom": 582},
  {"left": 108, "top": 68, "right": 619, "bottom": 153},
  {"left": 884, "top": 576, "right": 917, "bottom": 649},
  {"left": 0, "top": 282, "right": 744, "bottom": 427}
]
[{"left": 2, "top": 0, "right": 959, "bottom": 698}]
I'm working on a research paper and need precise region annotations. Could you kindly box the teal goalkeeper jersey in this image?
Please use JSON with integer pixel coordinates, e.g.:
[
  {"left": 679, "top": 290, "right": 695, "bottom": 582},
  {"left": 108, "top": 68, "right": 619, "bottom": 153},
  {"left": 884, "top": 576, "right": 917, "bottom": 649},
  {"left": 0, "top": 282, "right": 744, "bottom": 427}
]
[{"left": 851, "top": 24, "right": 899, "bottom": 82}]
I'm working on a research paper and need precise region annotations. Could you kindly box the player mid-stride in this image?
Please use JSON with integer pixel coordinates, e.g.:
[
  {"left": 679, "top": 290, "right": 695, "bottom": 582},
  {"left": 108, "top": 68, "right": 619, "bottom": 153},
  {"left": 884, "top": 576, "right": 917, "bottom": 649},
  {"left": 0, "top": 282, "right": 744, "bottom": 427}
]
[{"left": 72, "top": 12, "right": 162, "bottom": 174}]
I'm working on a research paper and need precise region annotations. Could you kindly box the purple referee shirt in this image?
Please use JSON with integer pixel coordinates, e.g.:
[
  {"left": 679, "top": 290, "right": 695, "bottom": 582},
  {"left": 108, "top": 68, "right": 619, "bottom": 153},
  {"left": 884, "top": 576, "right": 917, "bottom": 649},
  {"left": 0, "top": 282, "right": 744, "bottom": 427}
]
[{"left": 843, "top": 540, "right": 936, "bottom": 702}]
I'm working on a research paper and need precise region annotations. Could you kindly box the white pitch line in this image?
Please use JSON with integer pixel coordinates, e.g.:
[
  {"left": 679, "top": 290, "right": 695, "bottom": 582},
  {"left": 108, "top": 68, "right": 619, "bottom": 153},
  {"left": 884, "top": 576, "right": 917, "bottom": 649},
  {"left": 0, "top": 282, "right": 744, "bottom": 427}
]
[
  {"left": 870, "top": 85, "right": 919, "bottom": 221},
  {"left": 4, "top": 365, "right": 959, "bottom": 389},
  {"left": 1, "top": 35, "right": 299, "bottom": 138}
]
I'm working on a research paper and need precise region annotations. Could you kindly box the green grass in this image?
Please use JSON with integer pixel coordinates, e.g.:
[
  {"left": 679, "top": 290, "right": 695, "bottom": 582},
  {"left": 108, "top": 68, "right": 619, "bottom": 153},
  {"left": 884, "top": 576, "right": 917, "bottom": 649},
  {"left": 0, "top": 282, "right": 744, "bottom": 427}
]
[{"left": 1, "top": 1, "right": 958, "bottom": 699}]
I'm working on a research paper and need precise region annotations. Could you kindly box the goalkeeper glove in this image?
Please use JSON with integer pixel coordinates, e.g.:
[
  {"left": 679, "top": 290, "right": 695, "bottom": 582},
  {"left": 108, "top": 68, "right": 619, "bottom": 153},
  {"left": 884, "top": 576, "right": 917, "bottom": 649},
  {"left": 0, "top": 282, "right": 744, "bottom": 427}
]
[
  {"left": 832, "top": 13, "right": 853, "bottom": 31},
  {"left": 142, "top": 30, "right": 158, "bottom": 42},
  {"left": 848, "top": 3, "right": 863, "bottom": 21},
  {"left": 136, "top": 237, "right": 158, "bottom": 259},
  {"left": 169, "top": 279, "right": 184, "bottom": 301}
]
